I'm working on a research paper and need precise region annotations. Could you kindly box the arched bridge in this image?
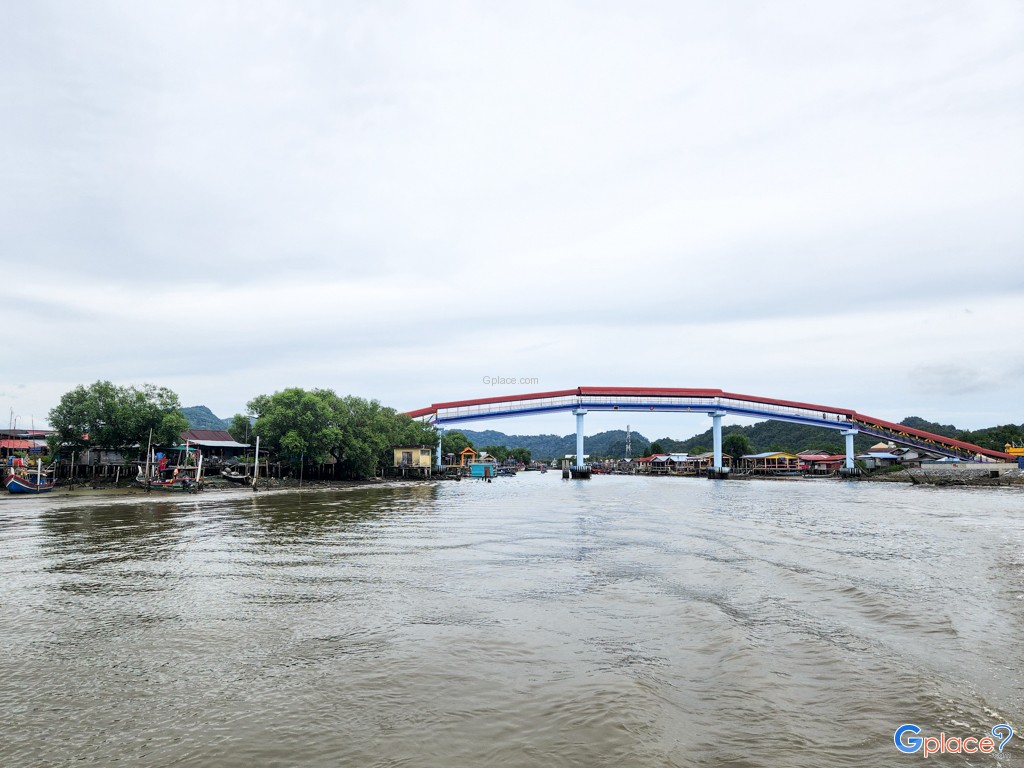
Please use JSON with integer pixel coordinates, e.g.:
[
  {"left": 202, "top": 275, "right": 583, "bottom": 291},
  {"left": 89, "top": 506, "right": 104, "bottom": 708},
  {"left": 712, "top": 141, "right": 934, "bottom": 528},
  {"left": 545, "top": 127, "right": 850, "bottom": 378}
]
[{"left": 408, "top": 387, "right": 1014, "bottom": 470}]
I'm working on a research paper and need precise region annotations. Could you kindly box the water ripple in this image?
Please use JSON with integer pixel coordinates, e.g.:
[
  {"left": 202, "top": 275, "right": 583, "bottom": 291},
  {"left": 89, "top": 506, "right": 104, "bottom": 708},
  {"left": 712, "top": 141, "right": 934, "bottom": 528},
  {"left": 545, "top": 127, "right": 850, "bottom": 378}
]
[{"left": 1, "top": 476, "right": 1021, "bottom": 767}]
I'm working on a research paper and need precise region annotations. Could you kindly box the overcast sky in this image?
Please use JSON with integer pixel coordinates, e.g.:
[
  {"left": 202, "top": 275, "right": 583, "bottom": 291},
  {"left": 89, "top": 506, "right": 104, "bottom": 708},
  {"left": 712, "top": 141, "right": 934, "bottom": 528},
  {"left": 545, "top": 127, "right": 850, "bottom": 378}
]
[{"left": 2, "top": 1, "right": 1022, "bottom": 439}]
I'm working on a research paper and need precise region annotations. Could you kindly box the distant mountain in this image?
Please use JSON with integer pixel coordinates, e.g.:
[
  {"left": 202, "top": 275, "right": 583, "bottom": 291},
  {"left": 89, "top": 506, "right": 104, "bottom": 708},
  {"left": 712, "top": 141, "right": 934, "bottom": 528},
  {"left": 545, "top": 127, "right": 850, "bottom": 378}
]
[
  {"left": 182, "top": 405, "right": 232, "bottom": 431},
  {"left": 179, "top": 406, "right": 1023, "bottom": 458},
  {"left": 458, "top": 428, "right": 650, "bottom": 460},
  {"left": 900, "top": 416, "right": 1023, "bottom": 452},
  {"left": 651, "top": 421, "right": 857, "bottom": 456},
  {"left": 463, "top": 417, "right": 1024, "bottom": 458},
  {"left": 899, "top": 416, "right": 959, "bottom": 438}
]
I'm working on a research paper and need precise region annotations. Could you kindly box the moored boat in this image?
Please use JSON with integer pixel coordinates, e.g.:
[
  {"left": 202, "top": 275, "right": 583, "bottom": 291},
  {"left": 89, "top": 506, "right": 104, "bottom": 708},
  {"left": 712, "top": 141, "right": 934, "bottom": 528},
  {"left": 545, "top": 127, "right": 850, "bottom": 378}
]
[
  {"left": 5, "top": 464, "right": 56, "bottom": 494},
  {"left": 136, "top": 466, "right": 204, "bottom": 492},
  {"left": 220, "top": 467, "right": 251, "bottom": 484},
  {"left": 136, "top": 449, "right": 205, "bottom": 493}
]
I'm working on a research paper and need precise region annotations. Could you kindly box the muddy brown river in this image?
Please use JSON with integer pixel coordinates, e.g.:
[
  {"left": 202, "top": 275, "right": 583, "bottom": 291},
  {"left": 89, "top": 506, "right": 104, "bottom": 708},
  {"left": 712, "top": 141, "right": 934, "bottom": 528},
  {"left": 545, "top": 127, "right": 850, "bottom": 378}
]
[{"left": 2, "top": 474, "right": 1021, "bottom": 766}]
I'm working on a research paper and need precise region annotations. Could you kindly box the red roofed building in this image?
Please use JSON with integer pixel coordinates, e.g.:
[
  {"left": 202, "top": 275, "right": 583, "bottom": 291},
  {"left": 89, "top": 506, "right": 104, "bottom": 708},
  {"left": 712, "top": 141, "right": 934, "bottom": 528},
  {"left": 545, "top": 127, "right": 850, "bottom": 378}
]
[{"left": 180, "top": 429, "right": 250, "bottom": 461}]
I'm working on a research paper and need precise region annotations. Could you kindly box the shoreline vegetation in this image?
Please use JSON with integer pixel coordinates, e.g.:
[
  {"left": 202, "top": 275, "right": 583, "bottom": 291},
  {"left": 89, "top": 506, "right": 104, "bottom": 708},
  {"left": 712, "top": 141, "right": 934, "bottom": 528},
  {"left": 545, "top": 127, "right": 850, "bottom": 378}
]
[
  {"left": 6, "top": 380, "right": 1022, "bottom": 488},
  {"left": 3, "top": 464, "right": 1019, "bottom": 504},
  {"left": 32, "top": 382, "right": 438, "bottom": 483}
]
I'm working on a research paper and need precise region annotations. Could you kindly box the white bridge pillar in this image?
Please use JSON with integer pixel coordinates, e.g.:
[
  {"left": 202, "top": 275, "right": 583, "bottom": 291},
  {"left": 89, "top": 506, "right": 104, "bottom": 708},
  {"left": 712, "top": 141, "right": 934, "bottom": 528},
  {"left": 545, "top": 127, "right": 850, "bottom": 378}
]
[
  {"left": 574, "top": 408, "right": 587, "bottom": 467},
  {"left": 842, "top": 429, "right": 858, "bottom": 469},
  {"left": 436, "top": 427, "right": 444, "bottom": 469},
  {"left": 711, "top": 410, "right": 727, "bottom": 472}
]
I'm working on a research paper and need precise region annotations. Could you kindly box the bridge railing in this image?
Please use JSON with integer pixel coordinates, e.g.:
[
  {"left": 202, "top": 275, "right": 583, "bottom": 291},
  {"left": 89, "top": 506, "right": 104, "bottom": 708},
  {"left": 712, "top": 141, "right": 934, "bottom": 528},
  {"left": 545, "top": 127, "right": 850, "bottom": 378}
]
[
  {"left": 433, "top": 392, "right": 858, "bottom": 426},
  {"left": 436, "top": 394, "right": 581, "bottom": 421},
  {"left": 718, "top": 397, "right": 853, "bottom": 425},
  {"left": 851, "top": 418, "right": 980, "bottom": 461},
  {"left": 577, "top": 394, "right": 721, "bottom": 411}
]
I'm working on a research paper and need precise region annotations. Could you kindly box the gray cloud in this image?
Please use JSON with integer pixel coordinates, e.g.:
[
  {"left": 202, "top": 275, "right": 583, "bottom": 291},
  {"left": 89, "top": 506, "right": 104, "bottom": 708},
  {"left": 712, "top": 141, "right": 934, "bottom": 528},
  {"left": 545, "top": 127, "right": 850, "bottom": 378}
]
[
  {"left": 909, "top": 364, "right": 998, "bottom": 396},
  {"left": 1, "top": 1, "right": 1022, "bottom": 430}
]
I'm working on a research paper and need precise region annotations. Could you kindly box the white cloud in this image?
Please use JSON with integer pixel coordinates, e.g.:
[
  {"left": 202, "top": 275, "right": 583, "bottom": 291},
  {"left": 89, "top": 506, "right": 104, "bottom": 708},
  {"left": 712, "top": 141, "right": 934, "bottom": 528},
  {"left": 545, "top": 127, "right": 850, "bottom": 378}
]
[{"left": 1, "top": 0, "right": 1022, "bottom": 433}]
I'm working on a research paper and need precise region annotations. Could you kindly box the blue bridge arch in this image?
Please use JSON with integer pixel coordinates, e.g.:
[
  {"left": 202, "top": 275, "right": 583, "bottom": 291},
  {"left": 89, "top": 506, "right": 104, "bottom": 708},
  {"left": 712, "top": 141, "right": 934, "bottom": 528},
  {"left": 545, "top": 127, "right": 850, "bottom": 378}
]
[{"left": 408, "top": 386, "right": 1013, "bottom": 465}]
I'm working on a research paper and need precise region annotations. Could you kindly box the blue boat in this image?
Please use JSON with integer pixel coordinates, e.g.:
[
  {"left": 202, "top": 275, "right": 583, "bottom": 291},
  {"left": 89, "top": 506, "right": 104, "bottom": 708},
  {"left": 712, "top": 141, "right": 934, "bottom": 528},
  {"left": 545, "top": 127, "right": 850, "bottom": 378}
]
[{"left": 5, "top": 468, "right": 56, "bottom": 494}]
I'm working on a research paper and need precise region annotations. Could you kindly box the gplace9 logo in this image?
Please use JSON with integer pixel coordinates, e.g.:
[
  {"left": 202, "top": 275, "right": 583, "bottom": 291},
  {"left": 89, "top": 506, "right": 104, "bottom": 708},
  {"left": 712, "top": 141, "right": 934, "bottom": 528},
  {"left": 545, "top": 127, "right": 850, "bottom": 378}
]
[{"left": 894, "top": 724, "right": 1014, "bottom": 758}]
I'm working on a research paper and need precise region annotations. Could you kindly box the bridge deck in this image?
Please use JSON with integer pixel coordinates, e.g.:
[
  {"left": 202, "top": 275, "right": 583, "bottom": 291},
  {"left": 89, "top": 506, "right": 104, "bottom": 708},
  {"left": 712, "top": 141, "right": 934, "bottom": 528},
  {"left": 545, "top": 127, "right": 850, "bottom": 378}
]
[{"left": 407, "top": 387, "right": 1013, "bottom": 462}]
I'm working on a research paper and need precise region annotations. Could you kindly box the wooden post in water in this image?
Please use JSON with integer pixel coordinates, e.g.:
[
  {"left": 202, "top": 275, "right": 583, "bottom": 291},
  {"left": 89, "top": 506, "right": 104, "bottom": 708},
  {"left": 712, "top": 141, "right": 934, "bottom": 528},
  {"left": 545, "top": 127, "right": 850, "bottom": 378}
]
[
  {"left": 252, "top": 436, "right": 260, "bottom": 492},
  {"left": 144, "top": 429, "right": 153, "bottom": 491}
]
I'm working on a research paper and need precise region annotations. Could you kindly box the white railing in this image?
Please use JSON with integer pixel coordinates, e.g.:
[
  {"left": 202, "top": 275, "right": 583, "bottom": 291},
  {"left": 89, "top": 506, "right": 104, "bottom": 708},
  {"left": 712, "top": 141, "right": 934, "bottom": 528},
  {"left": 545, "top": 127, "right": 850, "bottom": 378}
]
[{"left": 434, "top": 392, "right": 853, "bottom": 426}]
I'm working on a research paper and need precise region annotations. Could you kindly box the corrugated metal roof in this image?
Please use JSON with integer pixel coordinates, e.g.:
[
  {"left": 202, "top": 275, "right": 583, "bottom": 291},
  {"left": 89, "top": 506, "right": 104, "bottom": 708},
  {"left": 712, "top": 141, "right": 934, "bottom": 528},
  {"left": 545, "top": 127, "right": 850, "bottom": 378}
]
[
  {"left": 180, "top": 429, "right": 249, "bottom": 448},
  {"left": 182, "top": 429, "right": 237, "bottom": 442}
]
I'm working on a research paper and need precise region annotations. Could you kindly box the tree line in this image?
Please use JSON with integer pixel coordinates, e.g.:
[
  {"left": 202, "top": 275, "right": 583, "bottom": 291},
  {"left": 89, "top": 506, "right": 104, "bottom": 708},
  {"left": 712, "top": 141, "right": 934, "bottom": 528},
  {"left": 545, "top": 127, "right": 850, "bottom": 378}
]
[
  {"left": 45, "top": 381, "right": 437, "bottom": 479},
  {"left": 43, "top": 381, "right": 1024, "bottom": 472},
  {"left": 439, "top": 430, "right": 531, "bottom": 465}
]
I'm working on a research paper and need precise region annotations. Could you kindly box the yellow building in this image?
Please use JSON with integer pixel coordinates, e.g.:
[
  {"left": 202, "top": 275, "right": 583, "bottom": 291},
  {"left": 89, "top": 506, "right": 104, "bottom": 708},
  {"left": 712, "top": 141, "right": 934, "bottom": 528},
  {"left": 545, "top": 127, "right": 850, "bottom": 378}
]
[
  {"left": 740, "top": 451, "right": 800, "bottom": 474},
  {"left": 393, "top": 446, "right": 434, "bottom": 469}
]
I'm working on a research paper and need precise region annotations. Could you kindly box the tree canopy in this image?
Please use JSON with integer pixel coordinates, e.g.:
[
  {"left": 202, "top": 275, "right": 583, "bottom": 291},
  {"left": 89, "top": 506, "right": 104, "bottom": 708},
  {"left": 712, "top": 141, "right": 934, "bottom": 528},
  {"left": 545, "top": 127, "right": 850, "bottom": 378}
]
[
  {"left": 246, "top": 388, "right": 437, "bottom": 478},
  {"left": 480, "top": 445, "right": 510, "bottom": 462},
  {"left": 48, "top": 381, "right": 189, "bottom": 458},
  {"left": 722, "top": 432, "right": 752, "bottom": 459},
  {"left": 226, "top": 413, "right": 253, "bottom": 444},
  {"left": 509, "top": 447, "right": 531, "bottom": 465},
  {"left": 441, "top": 430, "right": 473, "bottom": 456},
  {"left": 247, "top": 388, "right": 341, "bottom": 464}
]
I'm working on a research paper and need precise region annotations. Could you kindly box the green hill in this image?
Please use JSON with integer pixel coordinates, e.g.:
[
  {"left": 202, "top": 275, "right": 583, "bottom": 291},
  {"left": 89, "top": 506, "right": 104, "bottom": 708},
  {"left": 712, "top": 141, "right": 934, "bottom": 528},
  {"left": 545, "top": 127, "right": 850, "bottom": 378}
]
[
  {"left": 899, "top": 416, "right": 1023, "bottom": 451},
  {"left": 182, "top": 405, "right": 232, "bottom": 431},
  {"left": 463, "top": 417, "right": 1024, "bottom": 459},
  {"left": 652, "top": 415, "right": 1024, "bottom": 456},
  {"left": 459, "top": 428, "right": 651, "bottom": 460},
  {"left": 652, "top": 421, "right": 855, "bottom": 455}
]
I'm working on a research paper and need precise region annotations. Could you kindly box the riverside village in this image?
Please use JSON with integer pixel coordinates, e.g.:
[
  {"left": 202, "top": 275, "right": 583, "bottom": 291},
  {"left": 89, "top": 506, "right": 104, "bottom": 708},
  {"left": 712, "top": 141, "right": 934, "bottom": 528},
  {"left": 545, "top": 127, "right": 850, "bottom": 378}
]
[{"left": 4, "top": 384, "right": 1023, "bottom": 494}]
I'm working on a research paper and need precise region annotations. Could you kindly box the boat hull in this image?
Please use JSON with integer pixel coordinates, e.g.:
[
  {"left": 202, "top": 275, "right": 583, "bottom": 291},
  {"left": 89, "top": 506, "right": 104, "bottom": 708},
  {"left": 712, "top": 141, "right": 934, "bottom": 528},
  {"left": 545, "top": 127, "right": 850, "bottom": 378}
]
[
  {"left": 136, "top": 471, "right": 203, "bottom": 492},
  {"left": 5, "top": 473, "right": 56, "bottom": 494},
  {"left": 140, "top": 479, "right": 202, "bottom": 492}
]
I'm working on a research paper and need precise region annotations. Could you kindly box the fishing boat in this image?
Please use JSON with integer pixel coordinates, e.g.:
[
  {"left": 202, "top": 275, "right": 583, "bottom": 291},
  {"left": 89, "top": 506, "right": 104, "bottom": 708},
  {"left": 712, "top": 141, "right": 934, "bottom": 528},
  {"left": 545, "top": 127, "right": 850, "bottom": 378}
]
[
  {"left": 136, "top": 447, "right": 205, "bottom": 492},
  {"left": 5, "top": 460, "right": 56, "bottom": 494},
  {"left": 220, "top": 466, "right": 251, "bottom": 484},
  {"left": 136, "top": 465, "right": 204, "bottom": 492}
]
